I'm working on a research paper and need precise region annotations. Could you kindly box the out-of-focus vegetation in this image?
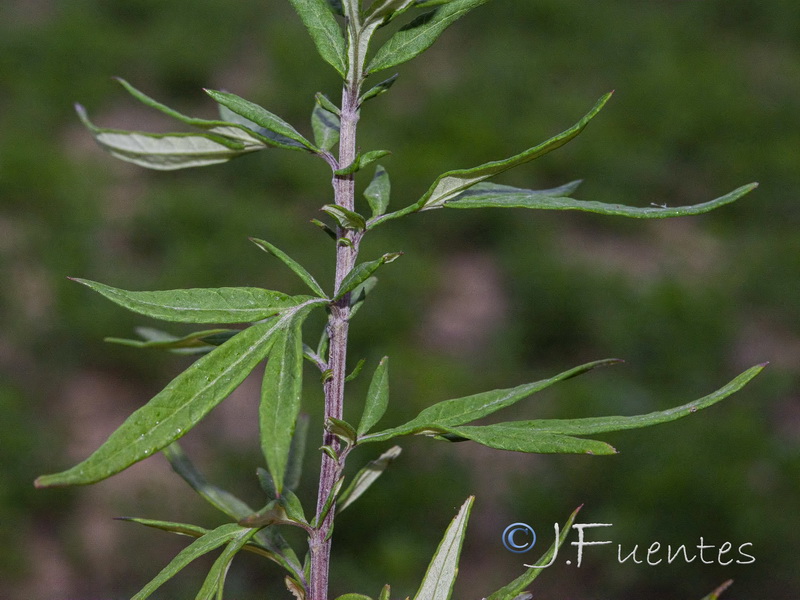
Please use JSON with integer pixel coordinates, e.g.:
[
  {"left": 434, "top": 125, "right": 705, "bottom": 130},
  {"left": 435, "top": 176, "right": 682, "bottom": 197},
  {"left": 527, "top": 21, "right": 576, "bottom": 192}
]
[{"left": 1, "top": 1, "right": 797, "bottom": 598}]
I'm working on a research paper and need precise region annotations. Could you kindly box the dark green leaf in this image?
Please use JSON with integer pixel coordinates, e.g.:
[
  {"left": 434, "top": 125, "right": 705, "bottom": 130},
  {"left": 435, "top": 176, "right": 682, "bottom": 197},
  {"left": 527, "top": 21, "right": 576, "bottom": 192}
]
[
  {"left": 344, "top": 357, "right": 366, "bottom": 382},
  {"left": 335, "top": 252, "right": 402, "bottom": 299},
  {"left": 285, "top": 414, "right": 310, "bottom": 492},
  {"left": 486, "top": 506, "right": 582, "bottom": 600},
  {"left": 363, "top": 165, "right": 391, "bottom": 217},
  {"left": 288, "top": 0, "right": 348, "bottom": 76},
  {"left": 358, "top": 357, "right": 390, "bottom": 435},
  {"left": 437, "top": 426, "right": 618, "bottom": 455},
  {"left": 249, "top": 238, "right": 328, "bottom": 298},
  {"left": 72, "top": 277, "right": 302, "bottom": 323},
  {"left": 195, "top": 527, "right": 260, "bottom": 600},
  {"left": 337, "top": 445, "right": 401, "bottom": 512},
  {"left": 360, "top": 74, "right": 399, "bottom": 104},
  {"left": 446, "top": 181, "right": 758, "bottom": 218},
  {"left": 76, "top": 104, "right": 263, "bottom": 170},
  {"left": 260, "top": 314, "right": 307, "bottom": 495},
  {"left": 105, "top": 327, "right": 234, "bottom": 353},
  {"left": 312, "top": 103, "right": 341, "bottom": 151},
  {"left": 326, "top": 417, "right": 358, "bottom": 444},
  {"left": 413, "top": 496, "right": 474, "bottom": 600},
  {"left": 362, "top": 359, "right": 620, "bottom": 443},
  {"left": 320, "top": 204, "right": 368, "bottom": 231},
  {"left": 35, "top": 303, "right": 322, "bottom": 488},
  {"left": 367, "top": 0, "right": 489, "bottom": 73},
  {"left": 205, "top": 89, "right": 317, "bottom": 152},
  {"left": 334, "top": 150, "right": 392, "bottom": 175}
]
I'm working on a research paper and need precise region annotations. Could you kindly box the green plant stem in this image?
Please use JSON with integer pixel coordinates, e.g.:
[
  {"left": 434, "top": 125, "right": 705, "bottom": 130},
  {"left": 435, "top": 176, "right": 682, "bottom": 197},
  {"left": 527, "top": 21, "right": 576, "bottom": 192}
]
[{"left": 309, "top": 70, "right": 363, "bottom": 600}]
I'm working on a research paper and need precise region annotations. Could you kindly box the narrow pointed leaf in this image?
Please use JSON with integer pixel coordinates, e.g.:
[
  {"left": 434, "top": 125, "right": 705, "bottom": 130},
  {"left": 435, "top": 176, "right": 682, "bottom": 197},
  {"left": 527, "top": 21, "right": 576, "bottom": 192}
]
[
  {"left": 472, "top": 363, "right": 766, "bottom": 437},
  {"left": 105, "top": 327, "right": 234, "bottom": 353},
  {"left": 413, "top": 496, "right": 474, "bottom": 600},
  {"left": 195, "top": 527, "right": 260, "bottom": 600},
  {"left": 345, "top": 358, "right": 366, "bottom": 382},
  {"left": 205, "top": 89, "right": 317, "bottom": 152},
  {"left": 364, "top": 165, "right": 391, "bottom": 217},
  {"left": 316, "top": 92, "right": 341, "bottom": 115},
  {"left": 367, "top": 0, "right": 489, "bottom": 74},
  {"left": 446, "top": 181, "right": 758, "bottom": 218},
  {"left": 250, "top": 238, "right": 327, "bottom": 298},
  {"left": 312, "top": 103, "right": 341, "bottom": 151},
  {"left": 35, "top": 305, "right": 321, "bottom": 488},
  {"left": 287, "top": 0, "right": 348, "bottom": 76},
  {"left": 260, "top": 315, "right": 306, "bottom": 495},
  {"left": 72, "top": 278, "right": 302, "bottom": 323},
  {"left": 337, "top": 445, "right": 402, "bottom": 512},
  {"left": 700, "top": 580, "right": 734, "bottom": 600},
  {"left": 334, "top": 150, "right": 392, "bottom": 175},
  {"left": 487, "top": 506, "right": 582, "bottom": 600},
  {"left": 437, "top": 426, "right": 618, "bottom": 455},
  {"left": 336, "top": 252, "right": 402, "bottom": 299},
  {"left": 360, "top": 74, "right": 399, "bottom": 104},
  {"left": 130, "top": 523, "right": 256, "bottom": 600},
  {"left": 358, "top": 357, "right": 390, "bottom": 435},
  {"left": 362, "top": 359, "right": 621, "bottom": 443},
  {"left": 379, "top": 584, "right": 391, "bottom": 600},
  {"left": 77, "top": 104, "right": 262, "bottom": 170}
]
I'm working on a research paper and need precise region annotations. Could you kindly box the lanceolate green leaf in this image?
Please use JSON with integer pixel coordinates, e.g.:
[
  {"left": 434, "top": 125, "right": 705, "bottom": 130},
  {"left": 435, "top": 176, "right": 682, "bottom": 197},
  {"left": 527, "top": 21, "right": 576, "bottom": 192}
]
[
  {"left": 195, "top": 527, "right": 260, "bottom": 600},
  {"left": 446, "top": 181, "right": 759, "bottom": 218},
  {"left": 288, "top": 0, "right": 348, "bottom": 77},
  {"left": 438, "top": 427, "right": 618, "bottom": 455},
  {"left": 357, "top": 357, "right": 390, "bottom": 436},
  {"left": 337, "top": 445, "right": 402, "bottom": 512},
  {"left": 487, "top": 506, "right": 582, "bottom": 600},
  {"left": 76, "top": 104, "right": 263, "bottom": 170},
  {"left": 130, "top": 523, "right": 258, "bottom": 600},
  {"left": 35, "top": 305, "right": 322, "bottom": 488},
  {"left": 699, "top": 580, "right": 734, "bottom": 600},
  {"left": 72, "top": 278, "right": 302, "bottom": 323},
  {"left": 370, "top": 93, "right": 611, "bottom": 227},
  {"left": 334, "top": 150, "right": 392, "bottom": 175},
  {"left": 205, "top": 89, "right": 318, "bottom": 152},
  {"left": 260, "top": 314, "right": 307, "bottom": 495},
  {"left": 413, "top": 496, "right": 474, "bottom": 600},
  {"left": 250, "top": 237, "right": 328, "bottom": 298},
  {"left": 312, "top": 103, "right": 341, "bottom": 151},
  {"left": 105, "top": 327, "right": 235, "bottom": 353},
  {"left": 335, "top": 252, "right": 402, "bottom": 299},
  {"left": 363, "top": 165, "right": 391, "bottom": 217},
  {"left": 362, "top": 359, "right": 620, "bottom": 443},
  {"left": 367, "top": 0, "right": 490, "bottom": 74}
]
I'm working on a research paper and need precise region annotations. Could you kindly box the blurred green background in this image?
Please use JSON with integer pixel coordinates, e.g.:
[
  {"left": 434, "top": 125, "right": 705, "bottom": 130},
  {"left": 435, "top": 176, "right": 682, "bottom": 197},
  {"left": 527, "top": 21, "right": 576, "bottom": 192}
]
[{"left": 1, "top": 1, "right": 798, "bottom": 598}]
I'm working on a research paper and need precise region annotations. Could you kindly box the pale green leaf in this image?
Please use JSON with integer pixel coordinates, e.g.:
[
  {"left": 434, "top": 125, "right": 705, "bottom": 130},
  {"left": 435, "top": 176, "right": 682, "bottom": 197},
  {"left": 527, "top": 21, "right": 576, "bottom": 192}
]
[
  {"left": 446, "top": 181, "right": 758, "bottom": 218},
  {"left": 72, "top": 278, "right": 302, "bottom": 323},
  {"left": 260, "top": 314, "right": 307, "bottom": 494},
  {"left": 195, "top": 527, "right": 260, "bottom": 600},
  {"left": 77, "top": 104, "right": 263, "bottom": 170},
  {"left": 249, "top": 238, "right": 328, "bottom": 298},
  {"left": 131, "top": 523, "right": 257, "bottom": 600},
  {"left": 205, "top": 89, "right": 317, "bottom": 152},
  {"left": 486, "top": 506, "right": 582, "bottom": 600},
  {"left": 378, "top": 584, "right": 391, "bottom": 600},
  {"left": 312, "top": 103, "right": 341, "bottom": 151},
  {"left": 336, "top": 252, "right": 402, "bottom": 299},
  {"left": 367, "top": 0, "right": 489, "bottom": 73},
  {"left": 337, "top": 446, "right": 401, "bottom": 512},
  {"left": 288, "top": 0, "right": 348, "bottom": 76},
  {"left": 358, "top": 357, "right": 390, "bottom": 435},
  {"left": 35, "top": 303, "right": 322, "bottom": 488},
  {"left": 413, "top": 496, "right": 474, "bottom": 600},
  {"left": 362, "top": 359, "right": 620, "bottom": 443},
  {"left": 363, "top": 165, "right": 391, "bottom": 217},
  {"left": 700, "top": 580, "right": 734, "bottom": 600}
]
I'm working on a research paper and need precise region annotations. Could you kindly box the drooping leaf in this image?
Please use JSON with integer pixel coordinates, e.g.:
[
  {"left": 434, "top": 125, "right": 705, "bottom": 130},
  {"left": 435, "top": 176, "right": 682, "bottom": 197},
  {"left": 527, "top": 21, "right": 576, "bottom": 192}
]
[
  {"left": 370, "top": 93, "right": 612, "bottom": 227},
  {"left": 446, "top": 181, "right": 758, "bottom": 218},
  {"left": 321, "top": 204, "right": 368, "bottom": 231},
  {"left": 363, "top": 165, "right": 391, "bottom": 217},
  {"left": 334, "top": 150, "right": 392, "bottom": 175},
  {"left": 337, "top": 445, "right": 402, "bottom": 512},
  {"left": 437, "top": 426, "right": 617, "bottom": 455},
  {"left": 260, "top": 314, "right": 307, "bottom": 495},
  {"left": 105, "top": 327, "right": 235, "bottom": 353},
  {"left": 288, "top": 0, "right": 348, "bottom": 77},
  {"left": 71, "top": 278, "right": 303, "bottom": 323},
  {"left": 367, "top": 0, "right": 489, "bottom": 74},
  {"left": 358, "top": 357, "right": 390, "bottom": 435},
  {"left": 312, "top": 103, "right": 341, "bottom": 151},
  {"left": 205, "top": 89, "right": 318, "bottom": 152},
  {"left": 35, "top": 303, "right": 322, "bottom": 488},
  {"left": 700, "top": 580, "right": 734, "bottom": 600},
  {"left": 360, "top": 74, "right": 399, "bottom": 104},
  {"left": 486, "top": 506, "right": 582, "bottom": 600},
  {"left": 76, "top": 104, "right": 264, "bottom": 170},
  {"left": 195, "top": 527, "right": 260, "bottom": 600},
  {"left": 413, "top": 496, "right": 474, "bottom": 600},
  {"left": 362, "top": 359, "right": 621, "bottom": 443},
  {"left": 335, "top": 252, "right": 402, "bottom": 299},
  {"left": 249, "top": 238, "right": 328, "bottom": 298}
]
